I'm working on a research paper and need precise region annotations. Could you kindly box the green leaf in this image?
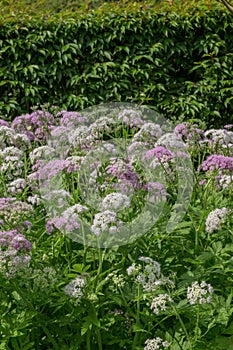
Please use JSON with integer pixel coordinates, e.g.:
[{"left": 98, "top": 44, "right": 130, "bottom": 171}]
[
  {"left": 103, "top": 51, "right": 111, "bottom": 60},
  {"left": 132, "top": 324, "right": 148, "bottom": 333},
  {"left": 81, "top": 322, "right": 92, "bottom": 336},
  {"left": 72, "top": 264, "right": 90, "bottom": 273}
]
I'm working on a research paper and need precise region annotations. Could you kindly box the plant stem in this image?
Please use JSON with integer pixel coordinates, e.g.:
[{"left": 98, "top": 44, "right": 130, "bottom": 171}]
[
  {"left": 188, "top": 210, "right": 201, "bottom": 256},
  {"left": 92, "top": 248, "right": 105, "bottom": 350},
  {"left": 171, "top": 303, "right": 193, "bottom": 350},
  {"left": 195, "top": 226, "right": 199, "bottom": 255},
  {"left": 119, "top": 287, "right": 136, "bottom": 319},
  {"left": 86, "top": 329, "right": 91, "bottom": 350},
  {"left": 83, "top": 244, "right": 88, "bottom": 266},
  {"left": 94, "top": 248, "right": 106, "bottom": 290},
  {"left": 194, "top": 304, "right": 200, "bottom": 344},
  {"left": 132, "top": 283, "right": 141, "bottom": 349},
  {"left": 41, "top": 325, "right": 60, "bottom": 350},
  {"left": 96, "top": 327, "right": 103, "bottom": 350},
  {"left": 81, "top": 219, "right": 87, "bottom": 266}
]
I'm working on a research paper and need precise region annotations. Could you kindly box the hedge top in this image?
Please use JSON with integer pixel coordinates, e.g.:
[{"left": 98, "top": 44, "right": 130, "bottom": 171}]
[{"left": 0, "top": 0, "right": 230, "bottom": 24}]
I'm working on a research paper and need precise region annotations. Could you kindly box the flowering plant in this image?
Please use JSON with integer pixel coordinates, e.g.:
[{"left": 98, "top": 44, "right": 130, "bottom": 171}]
[{"left": 0, "top": 105, "right": 232, "bottom": 349}]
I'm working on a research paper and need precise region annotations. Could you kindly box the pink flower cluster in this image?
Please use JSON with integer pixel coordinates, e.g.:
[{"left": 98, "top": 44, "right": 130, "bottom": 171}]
[
  {"left": 0, "top": 229, "right": 32, "bottom": 277},
  {"left": 201, "top": 155, "right": 233, "bottom": 172},
  {"left": 145, "top": 146, "right": 173, "bottom": 162},
  {"left": 0, "top": 230, "right": 32, "bottom": 252},
  {"left": 174, "top": 123, "right": 204, "bottom": 143},
  {"left": 106, "top": 158, "right": 143, "bottom": 191},
  {"left": 11, "top": 110, "right": 55, "bottom": 142}
]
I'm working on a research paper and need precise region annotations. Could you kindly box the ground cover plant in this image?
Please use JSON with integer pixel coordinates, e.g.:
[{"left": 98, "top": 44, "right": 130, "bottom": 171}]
[{"left": 0, "top": 104, "right": 232, "bottom": 349}]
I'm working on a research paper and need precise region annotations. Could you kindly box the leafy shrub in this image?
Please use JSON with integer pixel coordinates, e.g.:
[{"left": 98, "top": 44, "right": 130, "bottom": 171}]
[{"left": 0, "top": 1, "right": 232, "bottom": 127}]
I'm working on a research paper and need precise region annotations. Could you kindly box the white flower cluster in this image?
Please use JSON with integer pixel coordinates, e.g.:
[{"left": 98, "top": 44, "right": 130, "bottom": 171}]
[
  {"left": 68, "top": 126, "right": 96, "bottom": 148},
  {"left": 7, "top": 178, "right": 27, "bottom": 195},
  {"left": 100, "top": 142, "right": 117, "bottom": 154},
  {"left": 203, "top": 129, "right": 233, "bottom": 152},
  {"left": 0, "top": 126, "right": 15, "bottom": 148},
  {"left": 187, "top": 281, "right": 214, "bottom": 305},
  {"left": 13, "top": 133, "right": 31, "bottom": 150},
  {"left": 108, "top": 272, "right": 125, "bottom": 290},
  {"left": 91, "top": 210, "right": 122, "bottom": 236},
  {"left": 0, "top": 146, "right": 24, "bottom": 180},
  {"left": 29, "top": 146, "right": 56, "bottom": 165},
  {"left": 137, "top": 256, "right": 162, "bottom": 292},
  {"left": 218, "top": 174, "right": 233, "bottom": 189},
  {"left": 150, "top": 294, "right": 174, "bottom": 315},
  {"left": 27, "top": 194, "right": 41, "bottom": 206},
  {"left": 144, "top": 337, "right": 169, "bottom": 350},
  {"left": 126, "top": 263, "right": 138, "bottom": 276},
  {"left": 127, "top": 141, "right": 148, "bottom": 161},
  {"left": 27, "top": 171, "right": 39, "bottom": 190},
  {"left": 0, "top": 250, "right": 31, "bottom": 278},
  {"left": 118, "top": 109, "right": 145, "bottom": 129},
  {"left": 92, "top": 142, "right": 117, "bottom": 157},
  {"left": 128, "top": 257, "right": 160, "bottom": 292},
  {"left": 88, "top": 116, "right": 117, "bottom": 134},
  {"left": 49, "top": 125, "right": 70, "bottom": 149},
  {"left": 64, "top": 203, "right": 88, "bottom": 215},
  {"left": 127, "top": 257, "right": 174, "bottom": 293},
  {"left": 49, "top": 203, "right": 88, "bottom": 233},
  {"left": 32, "top": 267, "right": 59, "bottom": 292},
  {"left": 0, "top": 126, "right": 30, "bottom": 150},
  {"left": 8, "top": 254, "right": 31, "bottom": 277},
  {"left": 65, "top": 155, "right": 87, "bottom": 173},
  {"left": 205, "top": 207, "right": 228, "bottom": 233},
  {"left": 89, "top": 169, "right": 99, "bottom": 186},
  {"left": 64, "top": 275, "right": 86, "bottom": 299},
  {"left": 0, "top": 199, "right": 33, "bottom": 226},
  {"left": 102, "top": 192, "right": 131, "bottom": 211},
  {"left": 133, "top": 122, "right": 163, "bottom": 143}
]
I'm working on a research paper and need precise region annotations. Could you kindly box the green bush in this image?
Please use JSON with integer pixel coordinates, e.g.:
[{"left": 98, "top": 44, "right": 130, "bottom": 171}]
[{"left": 0, "top": 1, "right": 232, "bottom": 127}]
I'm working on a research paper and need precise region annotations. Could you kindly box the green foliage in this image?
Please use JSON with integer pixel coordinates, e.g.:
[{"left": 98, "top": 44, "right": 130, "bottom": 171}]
[
  {"left": 0, "top": 0, "right": 227, "bottom": 18},
  {"left": 0, "top": 109, "right": 233, "bottom": 348},
  {"left": 0, "top": 1, "right": 232, "bottom": 126}
]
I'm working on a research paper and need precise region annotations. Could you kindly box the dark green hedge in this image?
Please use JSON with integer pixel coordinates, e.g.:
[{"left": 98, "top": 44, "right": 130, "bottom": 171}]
[{"left": 0, "top": 7, "right": 233, "bottom": 126}]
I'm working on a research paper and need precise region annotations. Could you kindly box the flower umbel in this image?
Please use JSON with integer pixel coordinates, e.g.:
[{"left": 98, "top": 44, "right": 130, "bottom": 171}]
[
  {"left": 187, "top": 281, "right": 214, "bottom": 305},
  {"left": 150, "top": 294, "right": 174, "bottom": 315},
  {"left": 205, "top": 207, "right": 228, "bottom": 233},
  {"left": 144, "top": 337, "right": 169, "bottom": 350},
  {"left": 64, "top": 275, "right": 86, "bottom": 299}
]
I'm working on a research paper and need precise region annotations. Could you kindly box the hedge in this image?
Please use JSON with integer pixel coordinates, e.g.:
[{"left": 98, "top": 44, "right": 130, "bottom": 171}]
[{"left": 0, "top": 3, "right": 233, "bottom": 127}]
